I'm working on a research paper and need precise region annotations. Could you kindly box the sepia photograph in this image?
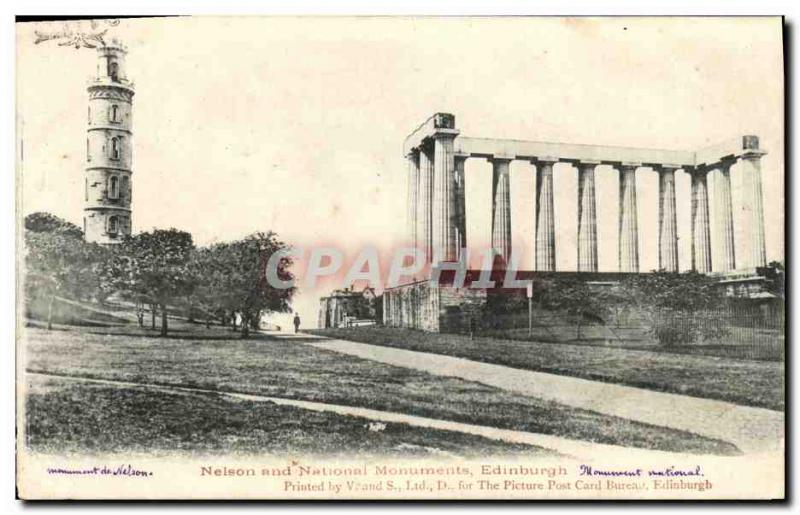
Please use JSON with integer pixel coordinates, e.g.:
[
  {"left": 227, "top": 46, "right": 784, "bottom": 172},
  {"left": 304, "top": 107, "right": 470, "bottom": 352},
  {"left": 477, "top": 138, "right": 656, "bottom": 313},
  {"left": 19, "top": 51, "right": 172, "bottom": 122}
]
[{"left": 13, "top": 15, "right": 785, "bottom": 500}]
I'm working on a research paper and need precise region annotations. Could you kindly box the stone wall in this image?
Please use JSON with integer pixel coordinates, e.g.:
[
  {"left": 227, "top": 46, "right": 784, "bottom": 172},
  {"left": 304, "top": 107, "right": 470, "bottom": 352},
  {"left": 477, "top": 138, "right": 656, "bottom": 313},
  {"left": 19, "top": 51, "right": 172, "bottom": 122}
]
[
  {"left": 382, "top": 281, "right": 487, "bottom": 333},
  {"left": 438, "top": 286, "right": 488, "bottom": 333}
]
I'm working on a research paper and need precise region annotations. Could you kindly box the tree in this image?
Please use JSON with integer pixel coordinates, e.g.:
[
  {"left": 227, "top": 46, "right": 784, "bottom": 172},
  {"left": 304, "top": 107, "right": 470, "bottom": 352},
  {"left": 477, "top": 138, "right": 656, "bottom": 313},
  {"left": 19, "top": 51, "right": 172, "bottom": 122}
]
[
  {"left": 25, "top": 230, "right": 105, "bottom": 329},
  {"left": 758, "top": 261, "right": 785, "bottom": 298},
  {"left": 200, "top": 233, "right": 295, "bottom": 338},
  {"left": 621, "top": 271, "right": 727, "bottom": 346},
  {"left": 25, "top": 212, "right": 83, "bottom": 239},
  {"left": 105, "top": 229, "right": 195, "bottom": 336},
  {"left": 535, "top": 278, "right": 612, "bottom": 340},
  {"left": 533, "top": 277, "right": 611, "bottom": 339},
  {"left": 188, "top": 245, "right": 239, "bottom": 329}
]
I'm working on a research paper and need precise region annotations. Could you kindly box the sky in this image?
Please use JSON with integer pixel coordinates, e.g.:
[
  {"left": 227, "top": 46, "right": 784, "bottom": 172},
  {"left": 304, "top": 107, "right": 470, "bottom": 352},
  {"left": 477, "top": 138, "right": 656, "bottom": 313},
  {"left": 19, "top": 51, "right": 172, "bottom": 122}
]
[{"left": 16, "top": 17, "right": 784, "bottom": 328}]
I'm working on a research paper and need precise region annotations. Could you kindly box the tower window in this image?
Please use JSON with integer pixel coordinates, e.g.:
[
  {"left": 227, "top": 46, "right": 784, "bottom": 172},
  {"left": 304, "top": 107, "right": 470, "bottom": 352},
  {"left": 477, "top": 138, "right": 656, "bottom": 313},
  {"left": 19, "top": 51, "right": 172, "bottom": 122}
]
[
  {"left": 122, "top": 176, "right": 130, "bottom": 201},
  {"left": 111, "top": 137, "right": 121, "bottom": 160},
  {"left": 86, "top": 139, "right": 91, "bottom": 162},
  {"left": 110, "top": 105, "right": 119, "bottom": 123},
  {"left": 107, "top": 216, "right": 118, "bottom": 235},
  {"left": 85, "top": 178, "right": 88, "bottom": 201},
  {"left": 108, "top": 61, "right": 119, "bottom": 81},
  {"left": 88, "top": 106, "right": 91, "bottom": 124},
  {"left": 109, "top": 176, "right": 120, "bottom": 200}
]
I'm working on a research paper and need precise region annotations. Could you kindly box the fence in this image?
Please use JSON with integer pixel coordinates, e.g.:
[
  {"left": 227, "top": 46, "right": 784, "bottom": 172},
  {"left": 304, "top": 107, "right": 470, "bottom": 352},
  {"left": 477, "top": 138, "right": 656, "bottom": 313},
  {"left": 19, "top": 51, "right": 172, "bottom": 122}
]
[
  {"left": 462, "top": 300, "right": 785, "bottom": 361},
  {"left": 651, "top": 303, "right": 784, "bottom": 360}
]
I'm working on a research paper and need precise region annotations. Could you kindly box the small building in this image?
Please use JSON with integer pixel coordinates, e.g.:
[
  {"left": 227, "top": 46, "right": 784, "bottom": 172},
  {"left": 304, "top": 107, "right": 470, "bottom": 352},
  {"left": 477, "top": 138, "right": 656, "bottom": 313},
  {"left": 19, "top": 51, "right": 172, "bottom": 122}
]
[
  {"left": 713, "top": 268, "right": 773, "bottom": 298},
  {"left": 318, "top": 286, "right": 378, "bottom": 329}
]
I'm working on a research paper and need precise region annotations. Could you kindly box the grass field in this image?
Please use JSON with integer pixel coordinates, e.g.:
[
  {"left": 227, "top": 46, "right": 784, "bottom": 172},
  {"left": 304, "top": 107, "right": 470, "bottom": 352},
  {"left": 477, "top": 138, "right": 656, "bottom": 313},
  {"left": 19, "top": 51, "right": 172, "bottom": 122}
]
[
  {"left": 312, "top": 327, "right": 784, "bottom": 411},
  {"left": 22, "top": 322, "right": 739, "bottom": 455},
  {"left": 26, "top": 296, "right": 131, "bottom": 327},
  {"left": 26, "top": 375, "right": 546, "bottom": 457}
]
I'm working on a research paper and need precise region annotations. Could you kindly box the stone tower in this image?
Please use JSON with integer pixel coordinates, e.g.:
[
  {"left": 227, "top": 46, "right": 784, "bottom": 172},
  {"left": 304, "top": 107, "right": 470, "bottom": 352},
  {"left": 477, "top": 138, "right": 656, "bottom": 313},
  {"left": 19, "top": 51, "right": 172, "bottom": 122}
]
[{"left": 84, "top": 39, "right": 134, "bottom": 244}]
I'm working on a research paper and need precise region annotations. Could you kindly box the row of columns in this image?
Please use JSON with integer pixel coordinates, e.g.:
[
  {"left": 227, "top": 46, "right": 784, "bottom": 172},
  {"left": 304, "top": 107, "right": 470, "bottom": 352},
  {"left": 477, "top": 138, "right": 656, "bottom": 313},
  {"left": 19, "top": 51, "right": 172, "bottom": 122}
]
[
  {"left": 406, "top": 143, "right": 768, "bottom": 273},
  {"left": 408, "top": 131, "right": 464, "bottom": 264}
]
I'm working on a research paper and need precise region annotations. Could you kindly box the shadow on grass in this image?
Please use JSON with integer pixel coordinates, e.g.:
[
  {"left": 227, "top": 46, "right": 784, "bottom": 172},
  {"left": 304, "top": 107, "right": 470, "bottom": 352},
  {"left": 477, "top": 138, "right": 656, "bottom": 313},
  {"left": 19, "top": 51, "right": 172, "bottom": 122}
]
[
  {"left": 27, "top": 318, "right": 335, "bottom": 343},
  {"left": 84, "top": 329, "right": 253, "bottom": 342},
  {"left": 257, "top": 332, "right": 333, "bottom": 343},
  {"left": 81, "top": 326, "right": 331, "bottom": 343},
  {"left": 25, "top": 319, "right": 122, "bottom": 330}
]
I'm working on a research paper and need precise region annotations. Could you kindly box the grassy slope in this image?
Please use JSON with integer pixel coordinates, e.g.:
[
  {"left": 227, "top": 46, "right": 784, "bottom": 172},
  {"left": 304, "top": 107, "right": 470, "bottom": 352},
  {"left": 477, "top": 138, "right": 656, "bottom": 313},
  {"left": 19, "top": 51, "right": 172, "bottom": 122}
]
[
  {"left": 312, "top": 327, "right": 784, "bottom": 411},
  {"left": 26, "top": 375, "right": 548, "bottom": 457},
  {"left": 23, "top": 324, "right": 738, "bottom": 455},
  {"left": 25, "top": 296, "right": 130, "bottom": 326}
]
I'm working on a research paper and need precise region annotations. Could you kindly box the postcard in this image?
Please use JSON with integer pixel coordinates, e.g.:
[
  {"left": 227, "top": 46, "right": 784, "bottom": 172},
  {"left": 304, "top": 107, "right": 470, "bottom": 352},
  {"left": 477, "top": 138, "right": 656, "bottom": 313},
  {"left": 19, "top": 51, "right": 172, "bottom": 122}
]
[{"left": 15, "top": 16, "right": 785, "bottom": 500}]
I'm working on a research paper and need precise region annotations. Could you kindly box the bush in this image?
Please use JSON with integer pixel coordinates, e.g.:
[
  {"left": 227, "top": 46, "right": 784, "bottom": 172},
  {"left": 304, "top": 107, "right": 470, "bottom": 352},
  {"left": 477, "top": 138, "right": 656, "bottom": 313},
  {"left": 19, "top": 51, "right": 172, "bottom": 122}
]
[
  {"left": 620, "top": 272, "right": 729, "bottom": 347},
  {"left": 652, "top": 317, "right": 693, "bottom": 347}
]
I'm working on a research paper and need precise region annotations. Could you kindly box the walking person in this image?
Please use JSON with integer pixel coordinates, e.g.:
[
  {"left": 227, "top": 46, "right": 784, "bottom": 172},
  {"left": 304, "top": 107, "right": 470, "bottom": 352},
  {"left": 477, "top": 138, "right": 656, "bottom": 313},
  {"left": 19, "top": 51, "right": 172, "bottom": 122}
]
[{"left": 293, "top": 312, "right": 301, "bottom": 333}]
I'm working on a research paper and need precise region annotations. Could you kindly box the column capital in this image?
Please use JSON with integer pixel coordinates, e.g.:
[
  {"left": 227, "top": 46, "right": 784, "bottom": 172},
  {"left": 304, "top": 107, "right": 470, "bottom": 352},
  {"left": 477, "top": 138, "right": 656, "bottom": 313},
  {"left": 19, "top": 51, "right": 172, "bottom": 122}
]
[
  {"left": 689, "top": 165, "right": 713, "bottom": 176},
  {"left": 489, "top": 154, "right": 514, "bottom": 163},
  {"left": 740, "top": 149, "right": 768, "bottom": 160},
  {"left": 454, "top": 152, "right": 470, "bottom": 161},
  {"left": 576, "top": 160, "right": 601, "bottom": 170},
  {"left": 652, "top": 163, "right": 681, "bottom": 171},
  {"left": 618, "top": 161, "right": 642, "bottom": 170},
  {"left": 431, "top": 128, "right": 460, "bottom": 140},
  {"left": 718, "top": 156, "right": 737, "bottom": 170},
  {"left": 682, "top": 165, "right": 706, "bottom": 177},
  {"left": 417, "top": 138, "right": 434, "bottom": 154},
  {"left": 532, "top": 156, "right": 559, "bottom": 164}
]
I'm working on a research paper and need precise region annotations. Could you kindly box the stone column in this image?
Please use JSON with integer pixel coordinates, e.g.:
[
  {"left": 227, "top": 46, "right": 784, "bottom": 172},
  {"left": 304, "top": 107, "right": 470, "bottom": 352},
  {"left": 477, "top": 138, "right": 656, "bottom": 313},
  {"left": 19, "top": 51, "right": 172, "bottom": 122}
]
[
  {"left": 690, "top": 167, "right": 712, "bottom": 273},
  {"left": 491, "top": 156, "right": 513, "bottom": 264},
  {"left": 410, "top": 284, "right": 418, "bottom": 329},
  {"left": 618, "top": 162, "right": 640, "bottom": 272},
  {"left": 454, "top": 154, "right": 468, "bottom": 257},
  {"left": 715, "top": 160, "right": 736, "bottom": 271},
  {"left": 392, "top": 291, "right": 399, "bottom": 327},
  {"left": 406, "top": 151, "right": 420, "bottom": 251},
  {"left": 739, "top": 150, "right": 768, "bottom": 268},
  {"left": 535, "top": 157, "right": 558, "bottom": 271},
  {"left": 432, "top": 133, "right": 458, "bottom": 263},
  {"left": 417, "top": 143, "right": 434, "bottom": 262},
  {"left": 577, "top": 161, "right": 599, "bottom": 272},
  {"left": 656, "top": 165, "right": 680, "bottom": 272}
]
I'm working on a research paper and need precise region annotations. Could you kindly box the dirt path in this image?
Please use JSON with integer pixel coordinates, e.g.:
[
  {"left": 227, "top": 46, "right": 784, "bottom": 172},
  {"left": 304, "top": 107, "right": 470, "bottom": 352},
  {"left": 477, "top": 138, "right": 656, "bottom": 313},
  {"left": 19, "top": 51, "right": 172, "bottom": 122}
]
[
  {"left": 26, "top": 371, "right": 691, "bottom": 460},
  {"left": 302, "top": 336, "right": 783, "bottom": 455}
]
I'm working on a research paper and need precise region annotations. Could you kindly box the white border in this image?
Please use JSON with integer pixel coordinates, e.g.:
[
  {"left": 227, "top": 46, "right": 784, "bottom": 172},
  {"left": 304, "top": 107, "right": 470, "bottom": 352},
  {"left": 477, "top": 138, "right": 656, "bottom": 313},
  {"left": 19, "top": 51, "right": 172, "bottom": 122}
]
[{"left": 2, "top": 2, "right": 796, "bottom": 513}]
